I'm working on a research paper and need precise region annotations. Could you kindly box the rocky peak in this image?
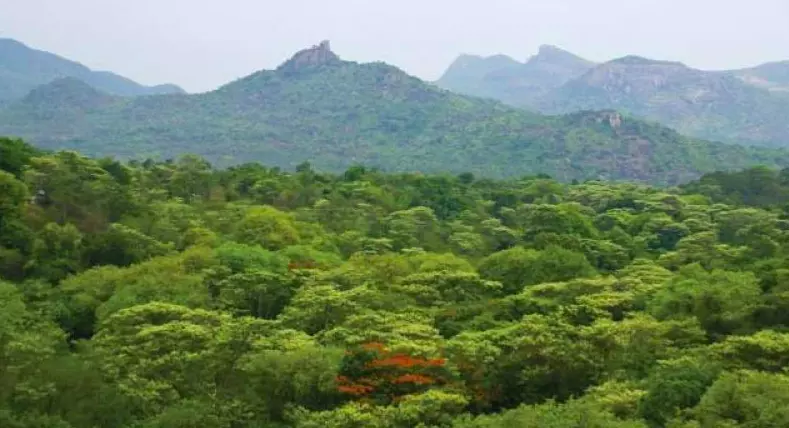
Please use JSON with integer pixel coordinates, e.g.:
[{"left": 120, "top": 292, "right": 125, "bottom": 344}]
[
  {"left": 565, "top": 110, "right": 625, "bottom": 130},
  {"left": 588, "top": 110, "right": 624, "bottom": 129},
  {"left": 603, "top": 111, "right": 623, "bottom": 129},
  {"left": 530, "top": 45, "right": 586, "bottom": 64},
  {"left": 277, "top": 40, "right": 341, "bottom": 74},
  {"left": 537, "top": 44, "right": 568, "bottom": 57}
]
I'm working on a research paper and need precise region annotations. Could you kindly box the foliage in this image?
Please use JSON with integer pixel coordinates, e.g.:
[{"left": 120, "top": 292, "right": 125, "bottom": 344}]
[{"left": 1, "top": 139, "right": 789, "bottom": 426}]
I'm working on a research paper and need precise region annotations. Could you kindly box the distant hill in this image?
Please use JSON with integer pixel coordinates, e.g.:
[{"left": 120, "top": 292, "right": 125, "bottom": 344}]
[
  {"left": 2, "top": 40, "right": 789, "bottom": 185},
  {"left": 536, "top": 56, "right": 789, "bottom": 147},
  {"left": 437, "top": 45, "right": 595, "bottom": 106},
  {"left": 0, "top": 38, "right": 185, "bottom": 102},
  {"left": 437, "top": 47, "right": 789, "bottom": 148},
  {"left": 730, "top": 61, "right": 789, "bottom": 93}
]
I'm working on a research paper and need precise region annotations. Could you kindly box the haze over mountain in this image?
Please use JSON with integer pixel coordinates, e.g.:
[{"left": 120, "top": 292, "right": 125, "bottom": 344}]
[
  {"left": 730, "top": 61, "right": 789, "bottom": 93},
  {"left": 0, "top": 38, "right": 184, "bottom": 103},
  {"left": 437, "top": 47, "right": 789, "bottom": 148},
  {"left": 437, "top": 45, "right": 596, "bottom": 105},
  {"left": 3, "top": 41, "right": 788, "bottom": 185}
]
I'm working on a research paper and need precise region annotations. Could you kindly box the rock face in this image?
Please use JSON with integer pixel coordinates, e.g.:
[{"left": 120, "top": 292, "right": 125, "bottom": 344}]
[{"left": 277, "top": 40, "right": 341, "bottom": 74}]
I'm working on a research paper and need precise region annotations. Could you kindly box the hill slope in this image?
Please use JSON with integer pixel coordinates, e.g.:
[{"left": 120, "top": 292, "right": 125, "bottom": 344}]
[
  {"left": 437, "top": 48, "right": 789, "bottom": 148},
  {"left": 2, "top": 41, "right": 789, "bottom": 185},
  {"left": 0, "top": 38, "right": 185, "bottom": 102},
  {"left": 730, "top": 61, "right": 789, "bottom": 93}
]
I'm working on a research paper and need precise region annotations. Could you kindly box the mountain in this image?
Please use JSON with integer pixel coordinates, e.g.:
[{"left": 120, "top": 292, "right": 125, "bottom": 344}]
[
  {"left": 437, "top": 47, "right": 789, "bottom": 148},
  {"left": 434, "top": 54, "right": 522, "bottom": 98},
  {"left": 2, "top": 40, "right": 789, "bottom": 185},
  {"left": 729, "top": 61, "right": 789, "bottom": 93},
  {"left": 536, "top": 56, "right": 789, "bottom": 147},
  {"left": 436, "top": 45, "right": 595, "bottom": 105},
  {"left": 0, "top": 38, "right": 185, "bottom": 102}
]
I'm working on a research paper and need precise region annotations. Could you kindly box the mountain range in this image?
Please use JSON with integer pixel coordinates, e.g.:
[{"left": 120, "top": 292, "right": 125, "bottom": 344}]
[
  {"left": 2, "top": 40, "right": 789, "bottom": 185},
  {"left": 437, "top": 46, "right": 789, "bottom": 147},
  {"left": 0, "top": 38, "right": 184, "bottom": 104}
]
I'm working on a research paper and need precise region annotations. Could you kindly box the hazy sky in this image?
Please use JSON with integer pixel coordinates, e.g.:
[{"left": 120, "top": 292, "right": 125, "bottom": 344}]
[{"left": 1, "top": 0, "right": 787, "bottom": 92}]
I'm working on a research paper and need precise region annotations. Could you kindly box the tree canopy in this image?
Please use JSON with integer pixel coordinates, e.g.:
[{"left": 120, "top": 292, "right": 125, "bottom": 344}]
[{"left": 2, "top": 138, "right": 789, "bottom": 427}]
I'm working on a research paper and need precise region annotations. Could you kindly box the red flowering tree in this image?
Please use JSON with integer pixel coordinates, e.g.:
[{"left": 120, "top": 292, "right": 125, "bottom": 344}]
[
  {"left": 336, "top": 342, "right": 451, "bottom": 404},
  {"left": 287, "top": 259, "right": 317, "bottom": 270}
]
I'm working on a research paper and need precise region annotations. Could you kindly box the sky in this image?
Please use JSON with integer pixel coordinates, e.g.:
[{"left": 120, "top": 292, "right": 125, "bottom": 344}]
[{"left": 1, "top": 0, "right": 787, "bottom": 93}]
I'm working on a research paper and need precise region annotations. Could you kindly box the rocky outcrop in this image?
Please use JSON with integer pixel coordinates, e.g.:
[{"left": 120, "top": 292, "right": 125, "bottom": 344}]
[
  {"left": 565, "top": 110, "right": 624, "bottom": 130},
  {"left": 277, "top": 40, "right": 341, "bottom": 74},
  {"left": 606, "top": 111, "right": 623, "bottom": 129}
]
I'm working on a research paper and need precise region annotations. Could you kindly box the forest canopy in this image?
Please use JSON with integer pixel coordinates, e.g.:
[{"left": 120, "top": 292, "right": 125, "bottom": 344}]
[{"left": 2, "top": 136, "right": 789, "bottom": 427}]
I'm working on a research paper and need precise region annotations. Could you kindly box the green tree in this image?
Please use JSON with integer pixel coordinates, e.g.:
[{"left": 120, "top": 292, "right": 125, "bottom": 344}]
[
  {"left": 0, "top": 137, "right": 40, "bottom": 178},
  {"left": 0, "top": 282, "right": 66, "bottom": 416},
  {"left": 648, "top": 265, "right": 761, "bottom": 337},
  {"left": 26, "top": 223, "right": 83, "bottom": 282},
  {"left": 235, "top": 206, "right": 301, "bottom": 250},
  {"left": 689, "top": 370, "right": 789, "bottom": 427}
]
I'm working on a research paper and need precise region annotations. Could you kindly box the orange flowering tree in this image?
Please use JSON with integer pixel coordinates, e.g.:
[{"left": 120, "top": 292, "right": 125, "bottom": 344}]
[{"left": 335, "top": 342, "right": 452, "bottom": 404}]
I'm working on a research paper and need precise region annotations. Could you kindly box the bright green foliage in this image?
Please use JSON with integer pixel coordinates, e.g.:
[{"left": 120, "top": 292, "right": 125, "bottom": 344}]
[
  {"left": 0, "top": 137, "right": 41, "bottom": 178},
  {"left": 447, "top": 315, "right": 610, "bottom": 410},
  {"left": 291, "top": 390, "right": 468, "bottom": 428},
  {"left": 0, "top": 171, "right": 32, "bottom": 280},
  {"left": 394, "top": 270, "right": 502, "bottom": 306},
  {"left": 687, "top": 370, "right": 789, "bottom": 427},
  {"left": 91, "top": 303, "right": 233, "bottom": 414},
  {"left": 638, "top": 356, "right": 722, "bottom": 425},
  {"left": 2, "top": 139, "right": 789, "bottom": 426},
  {"left": 58, "top": 248, "right": 216, "bottom": 338},
  {"left": 320, "top": 310, "right": 444, "bottom": 356},
  {"left": 453, "top": 398, "right": 648, "bottom": 428},
  {"left": 215, "top": 269, "right": 296, "bottom": 319},
  {"left": 23, "top": 151, "right": 124, "bottom": 228},
  {"left": 479, "top": 246, "right": 596, "bottom": 294},
  {"left": 710, "top": 330, "right": 789, "bottom": 372},
  {"left": 83, "top": 223, "right": 172, "bottom": 267},
  {"left": 236, "top": 328, "right": 344, "bottom": 421},
  {"left": 478, "top": 247, "right": 540, "bottom": 293},
  {"left": 213, "top": 241, "right": 289, "bottom": 273},
  {"left": 648, "top": 266, "right": 762, "bottom": 337},
  {"left": 0, "top": 283, "right": 66, "bottom": 418},
  {"left": 235, "top": 205, "right": 301, "bottom": 250},
  {"left": 385, "top": 207, "right": 443, "bottom": 251},
  {"left": 0, "top": 171, "right": 27, "bottom": 219},
  {"left": 26, "top": 223, "right": 84, "bottom": 282}
]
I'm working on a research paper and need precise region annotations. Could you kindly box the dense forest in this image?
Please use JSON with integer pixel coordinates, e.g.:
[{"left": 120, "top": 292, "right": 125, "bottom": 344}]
[{"left": 3, "top": 135, "right": 789, "bottom": 427}]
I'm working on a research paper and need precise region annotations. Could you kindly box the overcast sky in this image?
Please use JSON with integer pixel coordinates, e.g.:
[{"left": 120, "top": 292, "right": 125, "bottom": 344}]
[{"left": 1, "top": 0, "right": 787, "bottom": 92}]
